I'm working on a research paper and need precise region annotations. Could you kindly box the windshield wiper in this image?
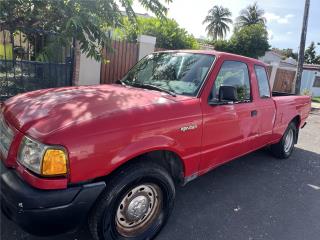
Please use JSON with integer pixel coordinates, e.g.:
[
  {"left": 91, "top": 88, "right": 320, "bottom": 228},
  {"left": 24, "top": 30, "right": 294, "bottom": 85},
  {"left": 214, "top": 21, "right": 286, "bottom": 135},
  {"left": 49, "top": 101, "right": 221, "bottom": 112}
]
[
  {"left": 130, "top": 83, "right": 176, "bottom": 97},
  {"left": 115, "top": 80, "right": 127, "bottom": 86}
]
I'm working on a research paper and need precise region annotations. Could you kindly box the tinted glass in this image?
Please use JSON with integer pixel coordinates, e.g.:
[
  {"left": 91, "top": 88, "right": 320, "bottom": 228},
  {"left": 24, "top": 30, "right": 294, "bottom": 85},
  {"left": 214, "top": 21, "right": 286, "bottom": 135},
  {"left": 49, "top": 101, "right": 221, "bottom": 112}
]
[
  {"left": 122, "top": 52, "right": 215, "bottom": 96},
  {"left": 211, "top": 61, "right": 251, "bottom": 102},
  {"left": 255, "top": 65, "right": 271, "bottom": 98}
]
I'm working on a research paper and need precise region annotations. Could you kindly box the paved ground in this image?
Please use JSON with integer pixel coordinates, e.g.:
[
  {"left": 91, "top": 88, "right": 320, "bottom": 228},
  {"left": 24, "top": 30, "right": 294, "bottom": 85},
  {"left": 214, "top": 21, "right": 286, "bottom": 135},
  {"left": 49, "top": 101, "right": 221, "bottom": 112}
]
[
  {"left": 312, "top": 101, "right": 320, "bottom": 108},
  {"left": 1, "top": 111, "right": 320, "bottom": 240}
]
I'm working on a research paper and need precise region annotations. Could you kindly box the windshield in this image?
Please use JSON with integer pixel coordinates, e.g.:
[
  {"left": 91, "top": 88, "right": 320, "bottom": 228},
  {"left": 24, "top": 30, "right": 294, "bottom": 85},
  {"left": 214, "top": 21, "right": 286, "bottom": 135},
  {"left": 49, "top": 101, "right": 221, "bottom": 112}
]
[{"left": 122, "top": 52, "right": 215, "bottom": 96}]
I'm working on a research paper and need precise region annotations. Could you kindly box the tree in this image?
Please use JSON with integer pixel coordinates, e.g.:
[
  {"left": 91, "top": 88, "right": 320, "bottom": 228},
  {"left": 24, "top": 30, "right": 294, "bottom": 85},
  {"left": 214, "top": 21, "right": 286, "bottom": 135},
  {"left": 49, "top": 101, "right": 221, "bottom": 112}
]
[
  {"left": 0, "top": 0, "right": 171, "bottom": 60},
  {"left": 304, "top": 42, "right": 320, "bottom": 64},
  {"left": 117, "top": 17, "right": 199, "bottom": 50},
  {"left": 236, "top": 2, "right": 266, "bottom": 29},
  {"left": 280, "top": 48, "right": 298, "bottom": 60},
  {"left": 203, "top": 6, "right": 233, "bottom": 40},
  {"left": 211, "top": 39, "right": 232, "bottom": 53},
  {"left": 213, "top": 24, "right": 270, "bottom": 59},
  {"left": 272, "top": 48, "right": 298, "bottom": 60},
  {"left": 229, "top": 24, "right": 269, "bottom": 58}
]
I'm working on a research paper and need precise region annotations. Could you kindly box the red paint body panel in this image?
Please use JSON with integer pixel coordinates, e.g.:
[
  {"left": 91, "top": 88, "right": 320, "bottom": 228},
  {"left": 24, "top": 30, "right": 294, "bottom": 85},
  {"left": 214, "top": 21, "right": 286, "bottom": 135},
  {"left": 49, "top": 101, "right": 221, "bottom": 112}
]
[
  {"left": 0, "top": 51, "right": 311, "bottom": 190},
  {"left": 16, "top": 162, "right": 68, "bottom": 189}
]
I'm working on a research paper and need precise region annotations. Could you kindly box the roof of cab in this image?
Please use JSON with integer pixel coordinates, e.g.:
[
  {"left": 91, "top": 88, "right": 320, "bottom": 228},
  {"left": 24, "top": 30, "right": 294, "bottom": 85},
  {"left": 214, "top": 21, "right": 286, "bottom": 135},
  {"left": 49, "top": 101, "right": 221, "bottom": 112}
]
[{"left": 157, "top": 49, "right": 267, "bottom": 67}]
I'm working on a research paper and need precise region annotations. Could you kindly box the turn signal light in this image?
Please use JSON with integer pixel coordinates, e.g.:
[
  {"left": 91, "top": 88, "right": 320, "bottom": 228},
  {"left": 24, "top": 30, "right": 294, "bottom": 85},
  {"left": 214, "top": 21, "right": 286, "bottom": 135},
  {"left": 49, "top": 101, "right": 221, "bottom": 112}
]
[{"left": 41, "top": 149, "right": 67, "bottom": 176}]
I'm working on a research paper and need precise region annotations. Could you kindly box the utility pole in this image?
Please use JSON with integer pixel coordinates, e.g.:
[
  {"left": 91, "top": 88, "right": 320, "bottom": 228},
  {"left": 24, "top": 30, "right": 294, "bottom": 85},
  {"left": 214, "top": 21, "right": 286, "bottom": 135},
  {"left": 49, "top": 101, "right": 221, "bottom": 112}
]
[{"left": 295, "top": 0, "right": 310, "bottom": 94}]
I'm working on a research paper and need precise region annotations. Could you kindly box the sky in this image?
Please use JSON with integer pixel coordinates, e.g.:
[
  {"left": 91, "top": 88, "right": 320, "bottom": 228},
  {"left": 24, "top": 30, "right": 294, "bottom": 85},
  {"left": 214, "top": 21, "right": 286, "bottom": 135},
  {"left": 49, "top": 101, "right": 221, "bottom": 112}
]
[{"left": 133, "top": 0, "right": 320, "bottom": 53}]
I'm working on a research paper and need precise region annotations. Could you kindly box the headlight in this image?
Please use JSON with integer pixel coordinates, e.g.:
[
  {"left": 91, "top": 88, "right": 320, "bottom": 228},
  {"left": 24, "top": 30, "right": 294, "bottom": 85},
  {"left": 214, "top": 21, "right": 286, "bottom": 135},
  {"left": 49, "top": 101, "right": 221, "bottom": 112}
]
[{"left": 18, "top": 136, "right": 68, "bottom": 176}]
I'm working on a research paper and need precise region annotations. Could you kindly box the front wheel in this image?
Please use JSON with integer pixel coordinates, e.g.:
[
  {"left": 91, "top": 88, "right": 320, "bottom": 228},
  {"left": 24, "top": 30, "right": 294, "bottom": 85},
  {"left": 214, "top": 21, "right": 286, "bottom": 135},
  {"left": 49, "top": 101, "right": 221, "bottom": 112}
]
[
  {"left": 270, "top": 122, "right": 297, "bottom": 159},
  {"left": 88, "top": 162, "right": 175, "bottom": 240}
]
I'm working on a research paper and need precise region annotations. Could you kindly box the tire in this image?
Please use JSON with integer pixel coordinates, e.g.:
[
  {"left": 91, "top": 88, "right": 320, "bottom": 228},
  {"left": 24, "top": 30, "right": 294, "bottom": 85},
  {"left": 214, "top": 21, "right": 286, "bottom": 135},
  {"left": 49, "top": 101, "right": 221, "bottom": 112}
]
[
  {"left": 88, "top": 162, "right": 175, "bottom": 240},
  {"left": 270, "top": 122, "right": 297, "bottom": 159}
]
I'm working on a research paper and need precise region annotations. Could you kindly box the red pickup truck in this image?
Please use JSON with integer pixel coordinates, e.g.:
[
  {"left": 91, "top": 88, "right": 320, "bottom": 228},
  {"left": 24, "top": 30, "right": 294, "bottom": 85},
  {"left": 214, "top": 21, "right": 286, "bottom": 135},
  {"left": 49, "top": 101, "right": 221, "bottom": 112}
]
[{"left": 1, "top": 51, "right": 311, "bottom": 240}]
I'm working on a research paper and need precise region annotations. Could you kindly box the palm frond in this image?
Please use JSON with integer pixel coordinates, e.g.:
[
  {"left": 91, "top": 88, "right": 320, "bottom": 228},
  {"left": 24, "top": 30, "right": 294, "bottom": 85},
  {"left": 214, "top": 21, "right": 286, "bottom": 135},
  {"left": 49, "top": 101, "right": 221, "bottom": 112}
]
[
  {"left": 203, "top": 5, "right": 233, "bottom": 40},
  {"left": 236, "top": 1, "right": 266, "bottom": 29}
]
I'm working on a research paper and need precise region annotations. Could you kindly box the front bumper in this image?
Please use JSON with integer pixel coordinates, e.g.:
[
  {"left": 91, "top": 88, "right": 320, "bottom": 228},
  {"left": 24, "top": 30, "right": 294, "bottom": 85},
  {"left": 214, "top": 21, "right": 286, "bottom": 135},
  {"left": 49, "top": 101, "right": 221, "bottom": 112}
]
[{"left": 0, "top": 161, "right": 106, "bottom": 236}]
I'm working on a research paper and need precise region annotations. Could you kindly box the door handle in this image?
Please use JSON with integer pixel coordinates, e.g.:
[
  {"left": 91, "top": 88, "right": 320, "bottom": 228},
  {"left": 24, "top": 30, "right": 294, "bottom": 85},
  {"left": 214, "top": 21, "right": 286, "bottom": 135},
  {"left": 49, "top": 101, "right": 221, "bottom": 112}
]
[{"left": 251, "top": 110, "right": 258, "bottom": 117}]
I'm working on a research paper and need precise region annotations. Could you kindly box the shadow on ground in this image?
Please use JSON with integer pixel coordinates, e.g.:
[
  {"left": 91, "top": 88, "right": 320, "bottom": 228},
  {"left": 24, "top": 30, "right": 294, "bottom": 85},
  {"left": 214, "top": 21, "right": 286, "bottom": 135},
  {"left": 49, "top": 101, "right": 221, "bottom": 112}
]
[{"left": 2, "top": 146, "right": 320, "bottom": 240}]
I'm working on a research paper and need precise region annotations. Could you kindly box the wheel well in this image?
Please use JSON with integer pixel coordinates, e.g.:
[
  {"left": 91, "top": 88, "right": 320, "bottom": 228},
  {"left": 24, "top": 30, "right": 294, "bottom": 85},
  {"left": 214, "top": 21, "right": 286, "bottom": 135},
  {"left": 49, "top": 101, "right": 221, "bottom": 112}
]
[
  {"left": 291, "top": 115, "right": 301, "bottom": 143},
  {"left": 98, "top": 150, "right": 185, "bottom": 185},
  {"left": 135, "top": 150, "right": 185, "bottom": 184},
  {"left": 291, "top": 115, "right": 301, "bottom": 128}
]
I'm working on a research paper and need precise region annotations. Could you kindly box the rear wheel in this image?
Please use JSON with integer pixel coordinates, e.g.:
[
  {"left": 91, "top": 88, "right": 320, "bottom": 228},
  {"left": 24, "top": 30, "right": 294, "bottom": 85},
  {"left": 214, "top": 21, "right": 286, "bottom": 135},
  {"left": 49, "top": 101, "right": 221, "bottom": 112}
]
[
  {"left": 270, "top": 122, "right": 297, "bottom": 159},
  {"left": 88, "top": 162, "right": 175, "bottom": 240}
]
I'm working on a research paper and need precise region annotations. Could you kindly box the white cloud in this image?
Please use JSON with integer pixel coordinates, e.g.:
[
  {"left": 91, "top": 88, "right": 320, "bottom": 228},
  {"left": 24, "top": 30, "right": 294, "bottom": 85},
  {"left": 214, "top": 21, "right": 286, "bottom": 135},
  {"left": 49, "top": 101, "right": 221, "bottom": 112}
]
[{"left": 264, "top": 12, "right": 294, "bottom": 24}]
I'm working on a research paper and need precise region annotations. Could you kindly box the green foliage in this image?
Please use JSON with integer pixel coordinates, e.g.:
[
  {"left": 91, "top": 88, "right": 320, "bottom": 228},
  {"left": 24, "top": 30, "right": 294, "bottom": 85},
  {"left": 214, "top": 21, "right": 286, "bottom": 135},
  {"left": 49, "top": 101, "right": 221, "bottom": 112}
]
[
  {"left": 0, "top": 0, "right": 171, "bottom": 61},
  {"left": 212, "top": 39, "right": 233, "bottom": 53},
  {"left": 283, "top": 48, "right": 298, "bottom": 60},
  {"left": 212, "top": 24, "right": 270, "bottom": 59},
  {"left": 312, "top": 97, "right": 320, "bottom": 103},
  {"left": 302, "top": 89, "right": 312, "bottom": 96},
  {"left": 235, "top": 2, "right": 266, "bottom": 29},
  {"left": 230, "top": 24, "right": 270, "bottom": 58},
  {"left": 117, "top": 17, "right": 199, "bottom": 50},
  {"left": 203, "top": 2, "right": 269, "bottom": 58},
  {"left": 203, "top": 6, "right": 233, "bottom": 40},
  {"left": 272, "top": 48, "right": 298, "bottom": 60},
  {"left": 304, "top": 42, "right": 320, "bottom": 64}
]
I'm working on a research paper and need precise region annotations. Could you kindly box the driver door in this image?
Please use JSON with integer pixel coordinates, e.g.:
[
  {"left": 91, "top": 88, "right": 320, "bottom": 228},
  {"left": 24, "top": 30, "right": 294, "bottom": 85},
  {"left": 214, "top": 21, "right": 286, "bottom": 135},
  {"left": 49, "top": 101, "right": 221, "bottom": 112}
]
[{"left": 200, "top": 60, "right": 259, "bottom": 173}]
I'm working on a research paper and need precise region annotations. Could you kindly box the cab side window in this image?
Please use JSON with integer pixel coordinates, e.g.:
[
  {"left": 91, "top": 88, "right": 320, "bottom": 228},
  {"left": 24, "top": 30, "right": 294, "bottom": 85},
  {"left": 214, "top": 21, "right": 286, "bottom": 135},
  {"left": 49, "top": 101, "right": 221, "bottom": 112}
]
[
  {"left": 255, "top": 65, "right": 271, "bottom": 98},
  {"left": 211, "top": 61, "right": 251, "bottom": 102}
]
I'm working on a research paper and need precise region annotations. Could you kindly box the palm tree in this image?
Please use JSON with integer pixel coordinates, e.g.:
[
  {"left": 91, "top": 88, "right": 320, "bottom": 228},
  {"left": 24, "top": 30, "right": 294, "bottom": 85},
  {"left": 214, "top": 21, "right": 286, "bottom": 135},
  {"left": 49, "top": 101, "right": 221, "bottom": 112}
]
[
  {"left": 236, "top": 2, "right": 266, "bottom": 28},
  {"left": 203, "top": 6, "right": 233, "bottom": 40}
]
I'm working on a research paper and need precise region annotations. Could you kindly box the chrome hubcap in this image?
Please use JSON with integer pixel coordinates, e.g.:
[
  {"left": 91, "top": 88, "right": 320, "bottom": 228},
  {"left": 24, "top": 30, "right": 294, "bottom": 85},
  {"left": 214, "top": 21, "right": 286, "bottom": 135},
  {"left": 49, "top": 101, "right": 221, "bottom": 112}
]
[
  {"left": 115, "top": 183, "right": 162, "bottom": 237},
  {"left": 284, "top": 129, "right": 294, "bottom": 153},
  {"left": 127, "top": 195, "right": 149, "bottom": 221}
]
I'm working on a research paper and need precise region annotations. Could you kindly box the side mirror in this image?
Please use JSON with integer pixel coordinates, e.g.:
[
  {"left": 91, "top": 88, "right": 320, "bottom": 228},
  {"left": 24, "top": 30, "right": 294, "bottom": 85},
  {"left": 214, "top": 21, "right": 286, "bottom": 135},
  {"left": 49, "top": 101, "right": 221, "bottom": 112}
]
[{"left": 219, "top": 86, "right": 238, "bottom": 102}]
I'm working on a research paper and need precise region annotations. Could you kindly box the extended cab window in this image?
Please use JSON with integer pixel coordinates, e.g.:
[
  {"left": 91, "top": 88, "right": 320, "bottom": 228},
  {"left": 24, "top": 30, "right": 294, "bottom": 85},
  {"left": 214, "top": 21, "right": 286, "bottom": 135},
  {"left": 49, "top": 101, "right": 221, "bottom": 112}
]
[
  {"left": 211, "top": 61, "right": 251, "bottom": 102},
  {"left": 255, "top": 65, "right": 271, "bottom": 98}
]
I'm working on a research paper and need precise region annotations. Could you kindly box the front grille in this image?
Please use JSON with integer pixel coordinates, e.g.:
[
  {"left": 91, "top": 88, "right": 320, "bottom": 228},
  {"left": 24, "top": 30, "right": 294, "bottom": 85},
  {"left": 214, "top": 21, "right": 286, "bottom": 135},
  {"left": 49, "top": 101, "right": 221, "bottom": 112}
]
[{"left": 0, "top": 112, "right": 14, "bottom": 159}]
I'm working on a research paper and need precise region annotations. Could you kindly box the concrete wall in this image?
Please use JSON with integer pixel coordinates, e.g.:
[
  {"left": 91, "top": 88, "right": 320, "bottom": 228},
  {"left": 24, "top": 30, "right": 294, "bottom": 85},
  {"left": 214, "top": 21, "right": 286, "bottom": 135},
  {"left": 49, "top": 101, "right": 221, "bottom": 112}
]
[
  {"left": 137, "top": 35, "right": 156, "bottom": 60},
  {"left": 269, "top": 65, "right": 278, "bottom": 89},
  {"left": 311, "top": 86, "right": 320, "bottom": 96},
  {"left": 301, "top": 70, "right": 320, "bottom": 96},
  {"left": 75, "top": 35, "right": 156, "bottom": 86},
  {"left": 78, "top": 53, "right": 101, "bottom": 86},
  {"left": 259, "top": 51, "right": 282, "bottom": 65}
]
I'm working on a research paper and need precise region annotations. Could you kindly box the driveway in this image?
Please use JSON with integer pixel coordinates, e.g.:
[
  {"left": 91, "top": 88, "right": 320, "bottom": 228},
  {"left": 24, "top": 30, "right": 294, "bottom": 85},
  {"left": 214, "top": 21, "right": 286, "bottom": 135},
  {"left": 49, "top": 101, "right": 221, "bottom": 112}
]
[{"left": 1, "top": 111, "right": 320, "bottom": 240}]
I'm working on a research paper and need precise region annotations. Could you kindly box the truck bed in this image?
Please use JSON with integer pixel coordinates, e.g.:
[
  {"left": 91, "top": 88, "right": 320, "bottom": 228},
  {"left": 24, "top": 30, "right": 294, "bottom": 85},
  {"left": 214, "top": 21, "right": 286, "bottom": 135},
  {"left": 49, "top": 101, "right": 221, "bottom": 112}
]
[
  {"left": 272, "top": 95, "right": 311, "bottom": 141},
  {"left": 272, "top": 91, "right": 296, "bottom": 97}
]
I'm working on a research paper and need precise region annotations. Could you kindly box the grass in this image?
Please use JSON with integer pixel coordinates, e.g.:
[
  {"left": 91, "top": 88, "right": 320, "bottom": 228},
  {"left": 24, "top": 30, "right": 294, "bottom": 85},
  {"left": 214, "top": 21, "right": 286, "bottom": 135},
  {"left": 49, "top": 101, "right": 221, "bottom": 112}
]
[{"left": 312, "top": 97, "right": 320, "bottom": 103}]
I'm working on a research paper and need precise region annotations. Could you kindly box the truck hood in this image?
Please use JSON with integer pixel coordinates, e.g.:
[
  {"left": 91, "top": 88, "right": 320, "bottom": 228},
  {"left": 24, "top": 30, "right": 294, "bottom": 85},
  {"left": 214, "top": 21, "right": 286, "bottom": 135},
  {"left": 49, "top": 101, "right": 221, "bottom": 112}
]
[{"left": 3, "top": 84, "right": 179, "bottom": 139}]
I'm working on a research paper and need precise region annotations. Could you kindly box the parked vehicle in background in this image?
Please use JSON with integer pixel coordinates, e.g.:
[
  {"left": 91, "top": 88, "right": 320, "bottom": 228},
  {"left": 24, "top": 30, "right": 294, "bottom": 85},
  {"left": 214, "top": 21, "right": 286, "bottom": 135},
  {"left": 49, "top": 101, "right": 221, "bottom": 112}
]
[{"left": 0, "top": 51, "right": 311, "bottom": 240}]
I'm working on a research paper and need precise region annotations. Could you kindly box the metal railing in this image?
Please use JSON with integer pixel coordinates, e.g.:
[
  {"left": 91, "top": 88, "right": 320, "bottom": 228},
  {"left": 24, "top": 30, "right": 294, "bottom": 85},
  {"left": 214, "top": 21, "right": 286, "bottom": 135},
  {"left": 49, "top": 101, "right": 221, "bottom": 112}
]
[{"left": 0, "top": 27, "right": 73, "bottom": 101}]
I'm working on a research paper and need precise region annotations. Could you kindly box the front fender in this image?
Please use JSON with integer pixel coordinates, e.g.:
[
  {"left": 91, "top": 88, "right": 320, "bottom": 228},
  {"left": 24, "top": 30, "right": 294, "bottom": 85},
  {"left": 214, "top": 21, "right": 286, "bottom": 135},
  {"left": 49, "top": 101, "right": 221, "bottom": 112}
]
[{"left": 110, "top": 135, "right": 185, "bottom": 170}]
